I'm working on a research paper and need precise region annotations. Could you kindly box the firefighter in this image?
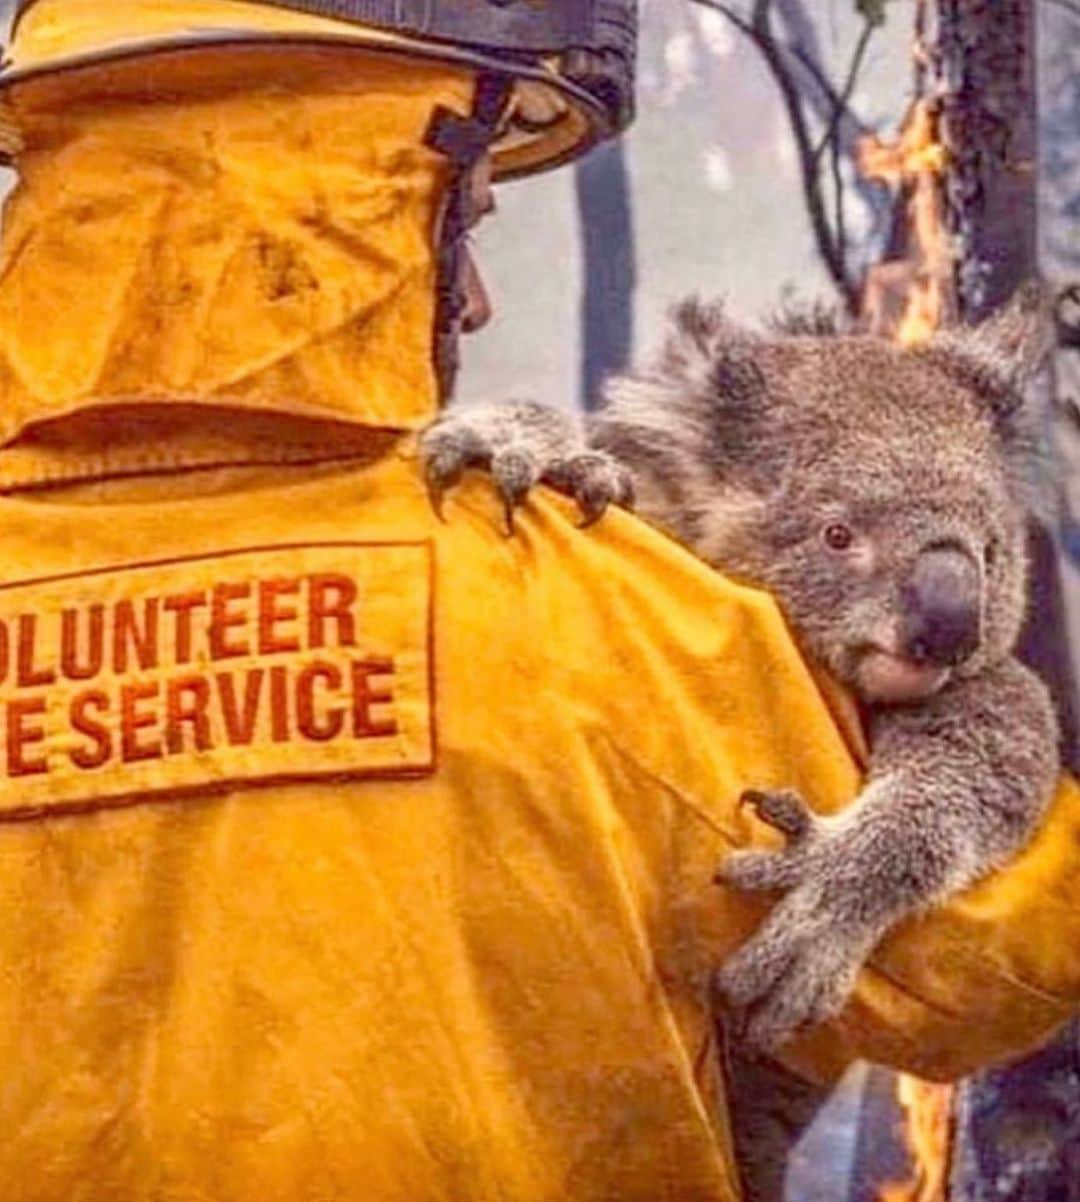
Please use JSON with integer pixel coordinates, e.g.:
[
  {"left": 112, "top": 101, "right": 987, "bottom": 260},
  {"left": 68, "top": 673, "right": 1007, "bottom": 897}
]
[{"left": 0, "top": 3, "right": 1074, "bottom": 1199}]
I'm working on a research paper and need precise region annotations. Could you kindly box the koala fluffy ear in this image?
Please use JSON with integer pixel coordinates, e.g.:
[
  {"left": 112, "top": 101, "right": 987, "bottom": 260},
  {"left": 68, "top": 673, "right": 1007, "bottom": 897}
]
[
  {"left": 597, "top": 295, "right": 772, "bottom": 487},
  {"left": 658, "top": 295, "right": 768, "bottom": 411},
  {"left": 925, "top": 282, "right": 1054, "bottom": 424}
]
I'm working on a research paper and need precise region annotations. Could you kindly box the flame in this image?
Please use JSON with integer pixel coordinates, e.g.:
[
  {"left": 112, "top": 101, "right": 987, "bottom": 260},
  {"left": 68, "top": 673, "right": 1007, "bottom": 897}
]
[
  {"left": 858, "top": 99, "right": 953, "bottom": 345},
  {"left": 877, "top": 1076, "right": 954, "bottom": 1202}
]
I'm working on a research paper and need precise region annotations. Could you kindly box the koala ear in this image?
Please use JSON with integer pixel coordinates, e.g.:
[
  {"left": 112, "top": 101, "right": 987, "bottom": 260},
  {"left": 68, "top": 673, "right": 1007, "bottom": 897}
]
[
  {"left": 596, "top": 296, "right": 772, "bottom": 488},
  {"left": 924, "top": 282, "right": 1053, "bottom": 423},
  {"left": 658, "top": 295, "right": 768, "bottom": 411}
]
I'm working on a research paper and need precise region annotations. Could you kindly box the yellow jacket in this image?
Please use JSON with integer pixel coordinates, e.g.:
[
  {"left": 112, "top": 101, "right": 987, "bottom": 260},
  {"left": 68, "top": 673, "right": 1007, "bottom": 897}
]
[
  {"left": 0, "top": 5, "right": 1076, "bottom": 1200},
  {"left": 0, "top": 452, "right": 1077, "bottom": 1202}
]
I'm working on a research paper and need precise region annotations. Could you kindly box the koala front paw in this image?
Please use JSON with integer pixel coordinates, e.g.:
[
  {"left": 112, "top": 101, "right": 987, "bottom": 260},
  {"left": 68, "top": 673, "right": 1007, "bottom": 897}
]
[
  {"left": 740, "top": 788, "right": 813, "bottom": 840},
  {"left": 420, "top": 418, "right": 484, "bottom": 520},
  {"left": 420, "top": 402, "right": 629, "bottom": 534},
  {"left": 714, "top": 788, "right": 819, "bottom": 893},
  {"left": 544, "top": 451, "right": 635, "bottom": 528},
  {"left": 715, "top": 899, "right": 871, "bottom": 1049},
  {"left": 421, "top": 413, "right": 543, "bottom": 532}
]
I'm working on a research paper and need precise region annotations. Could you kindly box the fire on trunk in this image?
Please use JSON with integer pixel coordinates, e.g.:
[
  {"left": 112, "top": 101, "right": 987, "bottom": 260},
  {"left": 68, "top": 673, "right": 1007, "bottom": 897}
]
[
  {"left": 876, "top": 1076, "right": 954, "bottom": 1202},
  {"left": 858, "top": 98, "right": 953, "bottom": 346}
]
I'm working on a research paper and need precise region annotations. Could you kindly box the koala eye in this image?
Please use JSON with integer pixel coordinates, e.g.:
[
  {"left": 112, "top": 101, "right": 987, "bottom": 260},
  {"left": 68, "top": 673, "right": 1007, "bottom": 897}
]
[{"left": 823, "top": 523, "right": 855, "bottom": 551}]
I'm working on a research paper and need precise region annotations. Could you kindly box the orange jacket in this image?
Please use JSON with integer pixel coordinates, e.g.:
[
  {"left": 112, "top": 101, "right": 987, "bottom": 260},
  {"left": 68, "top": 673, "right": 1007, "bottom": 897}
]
[
  {"left": 0, "top": 7, "right": 1075, "bottom": 1200},
  {"left": 0, "top": 454, "right": 1076, "bottom": 1202}
]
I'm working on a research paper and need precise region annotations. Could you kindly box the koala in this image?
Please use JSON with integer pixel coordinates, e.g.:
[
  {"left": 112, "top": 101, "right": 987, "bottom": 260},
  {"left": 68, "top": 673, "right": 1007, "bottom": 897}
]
[{"left": 420, "top": 295, "right": 1060, "bottom": 1052}]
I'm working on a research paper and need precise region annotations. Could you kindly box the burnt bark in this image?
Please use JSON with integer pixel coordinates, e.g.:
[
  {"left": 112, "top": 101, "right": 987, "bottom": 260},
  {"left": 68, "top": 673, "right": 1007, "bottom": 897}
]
[
  {"left": 929, "top": 5, "right": 1080, "bottom": 1200},
  {"left": 929, "top": 0, "right": 1079, "bottom": 767},
  {"left": 934, "top": 0, "right": 1039, "bottom": 320}
]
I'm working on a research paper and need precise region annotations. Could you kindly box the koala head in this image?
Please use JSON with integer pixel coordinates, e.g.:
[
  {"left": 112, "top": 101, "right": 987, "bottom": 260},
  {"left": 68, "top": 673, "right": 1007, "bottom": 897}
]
[{"left": 597, "top": 293, "right": 1049, "bottom": 705}]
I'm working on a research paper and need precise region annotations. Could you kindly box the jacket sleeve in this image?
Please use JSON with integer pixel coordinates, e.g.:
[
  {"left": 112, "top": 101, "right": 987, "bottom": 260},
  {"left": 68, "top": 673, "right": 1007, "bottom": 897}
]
[
  {"left": 781, "top": 773, "right": 1080, "bottom": 1084},
  {"left": 567, "top": 500, "right": 1080, "bottom": 1086}
]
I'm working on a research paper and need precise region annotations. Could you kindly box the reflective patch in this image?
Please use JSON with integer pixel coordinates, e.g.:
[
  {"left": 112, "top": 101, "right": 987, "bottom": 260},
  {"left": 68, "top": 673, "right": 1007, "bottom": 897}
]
[{"left": 0, "top": 542, "right": 435, "bottom": 819}]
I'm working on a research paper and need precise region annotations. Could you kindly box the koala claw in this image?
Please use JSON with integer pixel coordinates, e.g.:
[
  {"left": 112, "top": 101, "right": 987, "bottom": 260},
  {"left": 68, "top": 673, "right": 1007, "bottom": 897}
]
[
  {"left": 420, "top": 424, "right": 479, "bottom": 521},
  {"left": 424, "top": 464, "right": 455, "bottom": 523},
  {"left": 739, "top": 788, "right": 813, "bottom": 841},
  {"left": 715, "top": 848, "right": 803, "bottom": 893},
  {"left": 491, "top": 448, "right": 540, "bottom": 535},
  {"left": 545, "top": 452, "right": 636, "bottom": 528},
  {"left": 716, "top": 912, "right": 863, "bottom": 1049}
]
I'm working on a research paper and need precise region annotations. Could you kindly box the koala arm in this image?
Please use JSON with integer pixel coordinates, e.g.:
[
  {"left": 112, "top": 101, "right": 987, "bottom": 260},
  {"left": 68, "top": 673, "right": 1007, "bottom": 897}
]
[
  {"left": 717, "top": 656, "right": 1059, "bottom": 1049},
  {"left": 420, "top": 400, "right": 633, "bottom": 530}
]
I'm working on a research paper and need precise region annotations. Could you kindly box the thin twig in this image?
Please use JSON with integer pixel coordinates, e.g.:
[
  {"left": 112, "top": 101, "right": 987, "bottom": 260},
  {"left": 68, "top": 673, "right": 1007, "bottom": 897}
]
[
  {"left": 811, "top": 17, "right": 875, "bottom": 167},
  {"left": 831, "top": 104, "right": 848, "bottom": 274},
  {"left": 787, "top": 43, "right": 846, "bottom": 109},
  {"left": 816, "top": 15, "right": 878, "bottom": 280},
  {"left": 689, "top": 0, "right": 755, "bottom": 39},
  {"left": 688, "top": 0, "right": 859, "bottom": 308}
]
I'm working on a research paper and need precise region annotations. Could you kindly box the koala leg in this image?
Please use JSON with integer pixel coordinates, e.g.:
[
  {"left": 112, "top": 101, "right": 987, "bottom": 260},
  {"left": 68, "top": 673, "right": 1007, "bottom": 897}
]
[
  {"left": 715, "top": 658, "right": 1059, "bottom": 1050},
  {"left": 420, "top": 400, "right": 633, "bottom": 531}
]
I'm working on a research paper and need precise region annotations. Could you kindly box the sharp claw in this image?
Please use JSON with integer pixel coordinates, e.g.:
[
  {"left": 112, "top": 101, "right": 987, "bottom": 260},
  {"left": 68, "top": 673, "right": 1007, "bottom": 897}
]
[
  {"left": 503, "top": 497, "right": 518, "bottom": 537},
  {"left": 500, "top": 483, "right": 531, "bottom": 536},
  {"left": 577, "top": 500, "right": 608, "bottom": 529},
  {"left": 738, "top": 789, "right": 811, "bottom": 840},
  {"left": 427, "top": 478, "right": 448, "bottom": 523},
  {"left": 423, "top": 457, "right": 463, "bottom": 523}
]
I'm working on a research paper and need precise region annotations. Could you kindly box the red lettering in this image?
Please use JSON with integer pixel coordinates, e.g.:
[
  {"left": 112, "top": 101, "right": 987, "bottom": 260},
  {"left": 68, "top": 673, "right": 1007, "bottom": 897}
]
[
  {"left": 120, "top": 680, "right": 162, "bottom": 763},
  {"left": 164, "top": 591, "right": 207, "bottom": 664},
  {"left": 6, "top": 697, "right": 48, "bottom": 776},
  {"left": 16, "top": 614, "right": 55, "bottom": 688},
  {"left": 258, "top": 578, "right": 301, "bottom": 655},
  {"left": 113, "top": 598, "right": 159, "bottom": 674},
  {"left": 165, "top": 675, "right": 212, "bottom": 755},
  {"left": 210, "top": 582, "right": 251, "bottom": 660},
  {"left": 296, "top": 662, "right": 345, "bottom": 742},
  {"left": 351, "top": 658, "right": 397, "bottom": 739},
  {"left": 61, "top": 605, "right": 105, "bottom": 681},
  {"left": 217, "top": 669, "right": 265, "bottom": 747},
  {"left": 70, "top": 690, "right": 112, "bottom": 770},
  {"left": 308, "top": 574, "right": 358, "bottom": 650},
  {"left": 270, "top": 665, "right": 289, "bottom": 743}
]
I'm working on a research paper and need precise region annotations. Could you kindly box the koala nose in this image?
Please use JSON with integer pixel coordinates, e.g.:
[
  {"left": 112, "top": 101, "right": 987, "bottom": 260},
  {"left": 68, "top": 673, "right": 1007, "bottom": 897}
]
[{"left": 900, "top": 544, "right": 981, "bottom": 668}]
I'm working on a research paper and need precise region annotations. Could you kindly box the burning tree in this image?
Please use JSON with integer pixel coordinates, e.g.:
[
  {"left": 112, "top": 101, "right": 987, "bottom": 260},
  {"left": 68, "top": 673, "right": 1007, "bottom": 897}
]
[{"left": 687, "top": 1, "right": 1079, "bottom": 1200}]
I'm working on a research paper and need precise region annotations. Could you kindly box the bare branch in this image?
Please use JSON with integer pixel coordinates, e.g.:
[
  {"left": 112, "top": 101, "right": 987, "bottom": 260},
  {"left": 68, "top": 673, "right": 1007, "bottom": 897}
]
[
  {"left": 831, "top": 108, "right": 848, "bottom": 274},
  {"left": 688, "top": 0, "right": 860, "bottom": 308},
  {"left": 812, "top": 17, "right": 876, "bottom": 168},
  {"left": 811, "top": 12, "right": 878, "bottom": 279},
  {"left": 687, "top": 0, "right": 755, "bottom": 38}
]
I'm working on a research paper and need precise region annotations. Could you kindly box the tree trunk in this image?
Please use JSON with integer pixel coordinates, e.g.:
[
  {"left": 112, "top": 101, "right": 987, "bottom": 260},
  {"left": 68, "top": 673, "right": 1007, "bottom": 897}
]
[
  {"left": 931, "top": 0, "right": 1078, "bottom": 764},
  {"left": 574, "top": 140, "right": 636, "bottom": 409},
  {"left": 930, "top": 4, "right": 1080, "bottom": 1199}
]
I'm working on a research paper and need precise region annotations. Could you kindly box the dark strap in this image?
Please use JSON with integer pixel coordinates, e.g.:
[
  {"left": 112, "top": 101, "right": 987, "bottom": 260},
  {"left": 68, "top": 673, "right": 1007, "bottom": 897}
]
[
  {"left": 424, "top": 71, "right": 512, "bottom": 401},
  {"left": 425, "top": 70, "right": 511, "bottom": 167}
]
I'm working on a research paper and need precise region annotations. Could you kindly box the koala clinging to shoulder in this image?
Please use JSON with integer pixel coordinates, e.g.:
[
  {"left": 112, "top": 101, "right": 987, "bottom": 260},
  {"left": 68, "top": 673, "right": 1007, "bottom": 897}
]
[{"left": 421, "top": 292, "right": 1061, "bottom": 1049}]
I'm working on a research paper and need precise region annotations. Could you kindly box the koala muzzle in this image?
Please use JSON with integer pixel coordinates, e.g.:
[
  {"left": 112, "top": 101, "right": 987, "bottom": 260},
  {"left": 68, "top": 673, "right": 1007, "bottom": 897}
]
[{"left": 900, "top": 545, "right": 981, "bottom": 668}]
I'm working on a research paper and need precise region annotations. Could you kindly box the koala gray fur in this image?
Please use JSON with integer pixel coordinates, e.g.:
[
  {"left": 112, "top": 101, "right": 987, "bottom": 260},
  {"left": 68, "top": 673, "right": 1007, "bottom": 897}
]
[{"left": 420, "top": 295, "right": 1060, "bottom": 1054}]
